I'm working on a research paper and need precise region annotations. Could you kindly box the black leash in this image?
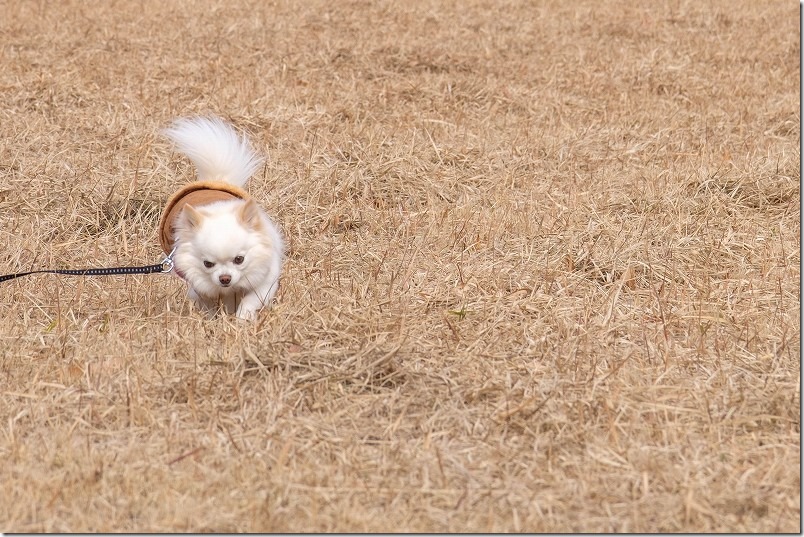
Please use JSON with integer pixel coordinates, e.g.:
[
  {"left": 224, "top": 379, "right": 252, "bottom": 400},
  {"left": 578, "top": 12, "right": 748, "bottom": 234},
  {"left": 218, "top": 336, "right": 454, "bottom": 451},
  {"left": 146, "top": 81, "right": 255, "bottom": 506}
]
[{"left": 0, "top": 250, "right": 175, "bottom": 284}]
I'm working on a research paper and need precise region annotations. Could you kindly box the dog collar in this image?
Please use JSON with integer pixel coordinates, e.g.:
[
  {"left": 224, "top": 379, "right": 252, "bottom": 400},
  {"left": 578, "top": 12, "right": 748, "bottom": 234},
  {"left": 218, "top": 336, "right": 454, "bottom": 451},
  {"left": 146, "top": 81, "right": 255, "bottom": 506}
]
[{"left": 158, "top": 180, "right": 250, "bottom": 255}]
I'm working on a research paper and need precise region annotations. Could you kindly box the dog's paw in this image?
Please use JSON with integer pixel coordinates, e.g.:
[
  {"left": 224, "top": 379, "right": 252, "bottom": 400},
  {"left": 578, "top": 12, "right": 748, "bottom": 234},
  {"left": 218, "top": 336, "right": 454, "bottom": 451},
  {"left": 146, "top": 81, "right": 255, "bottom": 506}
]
[
  {"left": 235, "top": 305, "right": 258, "bottom": 321},
  {"left": 236, "top": 292, "right": 270, "bottom": 321}
]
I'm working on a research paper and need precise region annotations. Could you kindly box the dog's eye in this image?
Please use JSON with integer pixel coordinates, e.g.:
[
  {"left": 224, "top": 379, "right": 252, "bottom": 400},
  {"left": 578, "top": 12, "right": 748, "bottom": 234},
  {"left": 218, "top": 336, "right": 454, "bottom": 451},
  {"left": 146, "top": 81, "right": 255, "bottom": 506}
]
[
  {"left": 233, "top": 255, "right": 245, "bottom": 265},
  {"left": 203, "top": 260, "right": 215, "bottom": 268}
]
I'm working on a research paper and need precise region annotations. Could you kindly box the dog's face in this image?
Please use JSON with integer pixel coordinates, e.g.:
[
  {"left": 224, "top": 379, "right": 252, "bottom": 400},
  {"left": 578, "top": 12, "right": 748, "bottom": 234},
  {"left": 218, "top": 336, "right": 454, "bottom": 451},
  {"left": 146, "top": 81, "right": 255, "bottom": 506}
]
[{"left": 173, "top": 199, "right": 276, "bottom": 297}]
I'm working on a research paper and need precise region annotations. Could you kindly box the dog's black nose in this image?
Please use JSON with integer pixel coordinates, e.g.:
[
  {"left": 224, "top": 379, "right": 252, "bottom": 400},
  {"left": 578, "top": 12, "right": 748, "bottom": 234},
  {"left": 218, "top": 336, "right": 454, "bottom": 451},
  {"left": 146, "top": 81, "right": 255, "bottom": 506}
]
[{"left": 219, "top": 274, "right": 231, "bottom": 285}]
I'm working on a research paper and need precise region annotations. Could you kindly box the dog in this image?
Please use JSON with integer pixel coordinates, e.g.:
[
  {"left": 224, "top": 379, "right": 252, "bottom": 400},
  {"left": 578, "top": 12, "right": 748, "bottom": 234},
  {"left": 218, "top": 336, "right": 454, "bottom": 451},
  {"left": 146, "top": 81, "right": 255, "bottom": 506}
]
[{"left": 158, "top": 116, "right": 284, "bottom": 320}]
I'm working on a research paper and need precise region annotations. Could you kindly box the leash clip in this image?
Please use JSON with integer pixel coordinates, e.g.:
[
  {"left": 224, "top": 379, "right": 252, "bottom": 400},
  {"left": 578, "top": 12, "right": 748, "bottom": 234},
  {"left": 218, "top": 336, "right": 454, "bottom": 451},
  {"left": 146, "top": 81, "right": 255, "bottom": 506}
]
[{"left": 161, "top": 247, "right": 177, "bottom": 273}]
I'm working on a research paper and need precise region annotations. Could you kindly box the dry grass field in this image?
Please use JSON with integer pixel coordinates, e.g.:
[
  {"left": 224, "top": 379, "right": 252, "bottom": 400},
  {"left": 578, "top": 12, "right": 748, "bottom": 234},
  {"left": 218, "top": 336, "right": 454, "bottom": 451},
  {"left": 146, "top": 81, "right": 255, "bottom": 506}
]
[{"left": 0, "top": 0, "right": 799, "bottom": 532}]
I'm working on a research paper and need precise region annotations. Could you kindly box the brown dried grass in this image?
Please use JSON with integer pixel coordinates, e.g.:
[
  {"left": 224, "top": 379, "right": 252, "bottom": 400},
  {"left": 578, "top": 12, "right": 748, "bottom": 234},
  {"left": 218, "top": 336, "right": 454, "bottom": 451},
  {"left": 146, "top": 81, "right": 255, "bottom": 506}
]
[{"left": 0, "top": 0, "right": 799, "bottom": 532}]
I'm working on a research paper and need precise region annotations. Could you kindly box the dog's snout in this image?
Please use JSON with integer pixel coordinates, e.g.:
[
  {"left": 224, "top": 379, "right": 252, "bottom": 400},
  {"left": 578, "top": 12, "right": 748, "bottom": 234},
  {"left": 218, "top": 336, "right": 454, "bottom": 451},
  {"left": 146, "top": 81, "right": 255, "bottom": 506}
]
[{"left": 219, "top": 274, "right": 232, "bottom": 286}]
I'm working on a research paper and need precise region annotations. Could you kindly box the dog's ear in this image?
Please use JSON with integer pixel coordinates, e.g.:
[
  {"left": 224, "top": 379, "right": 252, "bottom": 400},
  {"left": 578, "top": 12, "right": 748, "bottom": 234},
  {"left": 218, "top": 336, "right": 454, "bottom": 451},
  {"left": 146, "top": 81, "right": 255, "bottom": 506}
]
[
  {"left": 182, "top": 205, "right": 205, "bottom": 230},
  {"left": 237, "top": 199, "right": 263, "bottom": 230}
]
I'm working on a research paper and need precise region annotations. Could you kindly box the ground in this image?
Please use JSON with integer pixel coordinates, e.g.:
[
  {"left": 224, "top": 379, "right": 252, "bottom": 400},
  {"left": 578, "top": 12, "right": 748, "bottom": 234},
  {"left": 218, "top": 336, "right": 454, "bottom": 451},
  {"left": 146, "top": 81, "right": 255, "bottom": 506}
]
[{"left": 0, "top": 0, "right": 799, "bottom": 532}]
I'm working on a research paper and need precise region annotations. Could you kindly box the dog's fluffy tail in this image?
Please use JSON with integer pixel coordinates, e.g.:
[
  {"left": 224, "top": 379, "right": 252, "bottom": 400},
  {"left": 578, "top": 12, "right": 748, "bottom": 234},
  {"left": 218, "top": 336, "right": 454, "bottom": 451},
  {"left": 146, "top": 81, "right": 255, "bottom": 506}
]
[{"left": 164, "top": 116, "right": 263, "bottom": 187}]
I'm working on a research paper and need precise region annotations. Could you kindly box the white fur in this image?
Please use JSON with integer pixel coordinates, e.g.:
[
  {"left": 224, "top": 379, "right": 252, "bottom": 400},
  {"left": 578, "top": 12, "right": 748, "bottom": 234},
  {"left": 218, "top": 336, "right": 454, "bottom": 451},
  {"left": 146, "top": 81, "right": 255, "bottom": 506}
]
[
  {"left": 164, "top": 116, "right": 264, "bottom": 187},
  {"left": 164, "top": 116, "right": 284, "bottom": 320}
]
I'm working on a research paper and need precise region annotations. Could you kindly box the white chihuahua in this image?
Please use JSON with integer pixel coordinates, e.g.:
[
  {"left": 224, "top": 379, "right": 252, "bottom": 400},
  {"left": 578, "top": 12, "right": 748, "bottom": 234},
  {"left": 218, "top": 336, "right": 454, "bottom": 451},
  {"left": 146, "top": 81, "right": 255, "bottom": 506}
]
[{"left": 158, "top": 116, "right": 284, "bottom": 320}]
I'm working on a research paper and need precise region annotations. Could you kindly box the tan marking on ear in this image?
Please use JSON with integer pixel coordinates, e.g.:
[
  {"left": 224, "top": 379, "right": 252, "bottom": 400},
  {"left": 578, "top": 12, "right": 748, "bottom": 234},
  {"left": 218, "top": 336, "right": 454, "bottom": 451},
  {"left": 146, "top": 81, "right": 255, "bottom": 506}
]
[
  {"left": 237, "top": 199, "right": 263, "bottom": 231},
  {"left": 182, "top": 204, "right": 205, "bottom": 230}
]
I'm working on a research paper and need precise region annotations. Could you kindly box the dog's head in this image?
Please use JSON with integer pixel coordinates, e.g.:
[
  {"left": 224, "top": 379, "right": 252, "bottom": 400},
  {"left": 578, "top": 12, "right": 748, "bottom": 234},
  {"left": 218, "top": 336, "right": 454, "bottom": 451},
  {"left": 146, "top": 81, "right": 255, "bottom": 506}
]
[{"left": 172, "top": 199, "right": 276, "bottom": 296}]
